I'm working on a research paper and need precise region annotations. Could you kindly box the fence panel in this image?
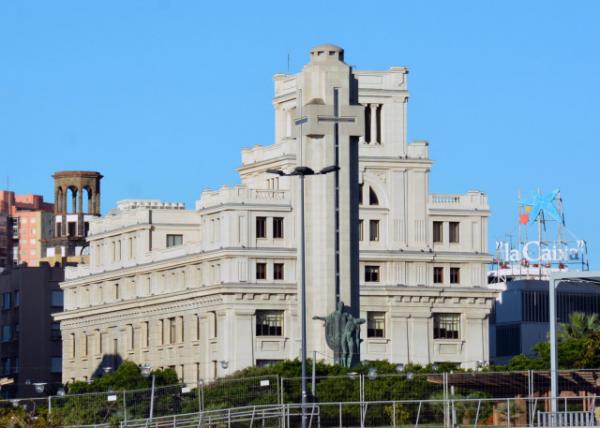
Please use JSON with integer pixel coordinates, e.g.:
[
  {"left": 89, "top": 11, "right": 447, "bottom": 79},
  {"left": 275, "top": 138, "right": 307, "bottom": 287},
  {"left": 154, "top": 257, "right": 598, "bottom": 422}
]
[
  {"left": 449, "top": 371, "right": 530, "bottom": 400},
  {"left": 283, "top": 374, "right": 361, "bottom": 404},
  {"left": 364, "top": 372, "right": 444, "bottom": 402},
  {"left": 532, "top": 369, "right": 600, "bottom": 398},
  {"left": 203, "top": 375, "right": 279, "bottom": 410},
  {"left": 51, "top": 390, "right": 125, "bottom": 426}
]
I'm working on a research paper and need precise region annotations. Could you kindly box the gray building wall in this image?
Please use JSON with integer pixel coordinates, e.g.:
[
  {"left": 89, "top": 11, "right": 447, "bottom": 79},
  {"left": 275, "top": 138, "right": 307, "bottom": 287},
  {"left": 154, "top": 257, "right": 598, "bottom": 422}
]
[
  {"left": 491, "top": 279, "right": 600, "bottom": 365},
  {"left": 0, "top": 265, "right": 64, "bottom": 397}
]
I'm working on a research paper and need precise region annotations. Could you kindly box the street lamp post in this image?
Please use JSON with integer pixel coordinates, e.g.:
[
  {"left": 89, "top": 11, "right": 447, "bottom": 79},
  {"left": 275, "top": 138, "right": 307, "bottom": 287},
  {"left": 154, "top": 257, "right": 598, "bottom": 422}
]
[
  {"left": 267, "top": 165, "right": 338, "bottom": 428},
  {"left": 140, "top": 364, "right": 156, "bottom": 421}
]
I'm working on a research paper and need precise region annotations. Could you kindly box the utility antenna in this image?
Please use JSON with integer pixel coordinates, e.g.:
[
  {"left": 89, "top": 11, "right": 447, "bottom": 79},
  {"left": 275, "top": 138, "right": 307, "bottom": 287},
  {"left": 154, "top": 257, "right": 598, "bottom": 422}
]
[{"left": 287, "top": 52, "right": 291, "bottom": 73}]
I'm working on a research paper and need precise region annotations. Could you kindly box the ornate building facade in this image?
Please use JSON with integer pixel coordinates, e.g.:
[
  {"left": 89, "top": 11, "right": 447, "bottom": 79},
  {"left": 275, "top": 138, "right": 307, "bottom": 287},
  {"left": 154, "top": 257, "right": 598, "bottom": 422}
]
[{"left": 56, "top": 45, "right": 496, "bottom": 384}]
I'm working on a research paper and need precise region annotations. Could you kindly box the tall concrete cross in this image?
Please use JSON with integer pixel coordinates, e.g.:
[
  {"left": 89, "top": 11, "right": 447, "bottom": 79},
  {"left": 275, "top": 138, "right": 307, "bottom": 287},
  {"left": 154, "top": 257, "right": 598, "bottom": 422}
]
[
  {"left": 296, "top": 88, "right": 357, "bottom": 304},
  {"left": 295, "top": 44, "right": 364, "bottom": 365}
]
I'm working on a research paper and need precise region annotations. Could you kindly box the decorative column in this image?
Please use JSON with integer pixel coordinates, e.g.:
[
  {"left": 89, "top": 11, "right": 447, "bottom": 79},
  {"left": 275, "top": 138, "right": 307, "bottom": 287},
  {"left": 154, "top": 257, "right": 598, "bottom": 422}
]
[
  {"left": 77, "top": 187, "right": 84, "bottom": 236},
  {"left": 390, "top": 312, "right": 410, "bottom": 363},
  {"left": 62, "top": 188, "right": 68, "bottom": 237},
  {"left": 370, "top": 103, "right": 379, "bottom": 144}
]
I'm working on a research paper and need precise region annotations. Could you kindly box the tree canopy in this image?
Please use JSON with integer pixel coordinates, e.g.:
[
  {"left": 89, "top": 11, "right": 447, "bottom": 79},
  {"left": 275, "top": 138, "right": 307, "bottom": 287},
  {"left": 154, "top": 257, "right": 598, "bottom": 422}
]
[{"left": 507, "top": 311, "right": 600, "bottom": 370}]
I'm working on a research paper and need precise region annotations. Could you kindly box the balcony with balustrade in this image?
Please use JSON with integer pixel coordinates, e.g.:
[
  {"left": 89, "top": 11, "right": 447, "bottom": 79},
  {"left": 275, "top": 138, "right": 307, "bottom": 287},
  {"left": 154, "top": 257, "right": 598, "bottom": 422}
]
[
  {"left": 428, "top": 190, "right": 489, "bottom": 213},
  {"left": 196, "top": 185, "right": 291, "bottom": 211}
]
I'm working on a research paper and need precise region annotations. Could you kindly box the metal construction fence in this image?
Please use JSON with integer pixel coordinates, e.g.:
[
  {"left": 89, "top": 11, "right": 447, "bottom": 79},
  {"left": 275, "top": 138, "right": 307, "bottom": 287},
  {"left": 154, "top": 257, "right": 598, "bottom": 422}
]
[
  {"left": 1, "top": 370, "right": 600, "bottom": 426},
  {"left": 118, "top": 396, "right": 600, "bottom": 428}
]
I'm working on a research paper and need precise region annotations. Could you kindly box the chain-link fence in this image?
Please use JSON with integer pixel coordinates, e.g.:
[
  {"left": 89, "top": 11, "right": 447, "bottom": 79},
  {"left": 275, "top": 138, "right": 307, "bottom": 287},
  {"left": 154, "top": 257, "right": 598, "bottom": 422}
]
[
  {"left": 1, "top": 370, "right": 600, "bottom": 426},
  {"left": 286, "top": 396, "right": 599, "bottom": 428},
  {"left": 0, "top": 375, "right": 279, "bottom": 426},
  {"left": 202, "top": 375, "right": 280, "bottom": 410}
]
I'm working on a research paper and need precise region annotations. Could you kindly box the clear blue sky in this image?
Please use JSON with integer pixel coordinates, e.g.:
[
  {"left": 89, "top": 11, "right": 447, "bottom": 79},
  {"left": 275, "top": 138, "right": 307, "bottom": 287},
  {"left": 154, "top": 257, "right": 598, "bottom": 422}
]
[{"left": 1, "top": 1, "right": 599, "bottom": 266}]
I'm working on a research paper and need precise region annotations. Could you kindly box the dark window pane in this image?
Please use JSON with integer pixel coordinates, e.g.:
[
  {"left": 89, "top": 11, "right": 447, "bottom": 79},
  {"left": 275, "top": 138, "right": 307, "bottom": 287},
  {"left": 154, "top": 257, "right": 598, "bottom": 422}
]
[
  {"left": 449, "top": 222, "right": 460, "bottom": 243},
  {"left": 256, "top": 217, "right": 266, "bottom": 238},
  {"left": 365, "top": 265, "right": 380, "bottom": 282},
  {"left": 256, "top": 310, "right": 283, "bottom": 336},
  {"left": 369, "top": 187, "right": 379, "bottom": 206},
  {"left": 256, "top": 263, "right": 267, "bottom": 280},
  {"left": 433, "top": 313, "right": 460, "bottom": 339},
  {"left": 273, "top": 217, "right": 284, "bottom": 239},
  {"left": 433, "top": 221, "right": 443, "bottom": 243}
]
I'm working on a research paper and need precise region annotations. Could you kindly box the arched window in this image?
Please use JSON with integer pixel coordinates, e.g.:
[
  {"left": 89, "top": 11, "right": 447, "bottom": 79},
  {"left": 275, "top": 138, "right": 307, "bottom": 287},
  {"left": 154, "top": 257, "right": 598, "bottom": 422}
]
[
  {"left": 67, "top": 186, "right": 78, "bottom": 214},
  {"left": 369, "top": 187, "right": 379, "bottom": 206},
  {"left": 83, "top": 186, "right": 92, "bottom": 214},
  {"left": 358, "top": 183, "right": 364, "bottom": 205},
  {"left": 56, "top": 187, "right": 64, "bottom": 214}
]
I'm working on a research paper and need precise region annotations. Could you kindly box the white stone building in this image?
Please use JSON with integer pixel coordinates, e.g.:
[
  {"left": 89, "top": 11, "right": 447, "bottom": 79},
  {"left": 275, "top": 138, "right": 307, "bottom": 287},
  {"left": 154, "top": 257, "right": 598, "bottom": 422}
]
[{"left": 56, "top": 45, "right": 496, "bottom": 384}]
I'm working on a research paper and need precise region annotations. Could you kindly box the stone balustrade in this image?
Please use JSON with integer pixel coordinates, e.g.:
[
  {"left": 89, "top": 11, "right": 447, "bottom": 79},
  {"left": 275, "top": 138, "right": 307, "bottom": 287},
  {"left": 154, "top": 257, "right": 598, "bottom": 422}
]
[
  {"left": 429, "top": 191, "right": 489, "bottom": 211},
  {"left": 196, "top": 185, "right": 290, "bottom": 210},
  {"left": 240, "top": 139, "right": 296, "bottom": 165}
]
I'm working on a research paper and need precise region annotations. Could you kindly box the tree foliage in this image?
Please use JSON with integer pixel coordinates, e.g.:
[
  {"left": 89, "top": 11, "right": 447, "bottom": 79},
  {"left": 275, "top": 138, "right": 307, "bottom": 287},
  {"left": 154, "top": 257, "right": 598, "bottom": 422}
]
[{"left": 507, "top": 312, "right": 600, "bottom": 370}]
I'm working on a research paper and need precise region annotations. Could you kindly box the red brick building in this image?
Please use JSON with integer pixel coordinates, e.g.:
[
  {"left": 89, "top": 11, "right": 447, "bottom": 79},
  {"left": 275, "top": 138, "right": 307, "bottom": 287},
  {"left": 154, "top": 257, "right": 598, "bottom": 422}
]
[{"left": 0, "top": 191, "right": 54, "bottom": 269}]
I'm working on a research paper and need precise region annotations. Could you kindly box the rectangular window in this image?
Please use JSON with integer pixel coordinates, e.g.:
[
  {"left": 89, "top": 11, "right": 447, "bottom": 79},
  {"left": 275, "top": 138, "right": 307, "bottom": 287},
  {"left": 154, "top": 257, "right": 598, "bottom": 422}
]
[
  {"left": 1, "top": 359, "right": 10, "bottom": 376},
  {"left": 256, "top": 359, "right": 283, "bottom": 368},
  {"left": 433, "top": 267, "right": 444, "bottom": 284},
  {"left": 365, "top": 265, "right": 380, "bottom": 282},
  {"left": 358, "top": 219, "right": 364, "bottom": 241},
  {"left": 256, "top": 217, "right": 266, "bottom": 238},
  {"left": 273, "top": 217, "right": 284, "bottom": 239},
  {"left": 433, "top": 221, "right": 443, "bottom": 243},
  {"left": 50, "top": 357, "right": 62, "bottom": 373},
  {"left": 179, "top": 316, "right": 184, "bottom": 342},
  {"left": 159, "top": 320, "right": 164, "bottom": 346},
  {"left": 143, "top": 321, "right": 150, "bottom": 347},
  {"left": 129, "top": 324, "right": 135, "bottom": 350},
  {"left": 450, "top": 267, "right": 460, "bottom": 284},
  {"left": 273, "top": 263, "right": 284, "bottom": 280},
  {"left": 51, "top": 290, "right": 64, "bottom": 307},
  {"left": 433, "top": 313, "right": 460, "bottom": 339},
  {"left": 169, "top": 317, "right": 176, "bottom": 344},
  {"left": 2, "top": 325, "right": 12, "bottom": 342},
  {"left": 256, "top": 310, "right": 283, "bottom": 336},
  {"left": 51, "top": 322, "right": 61, "bottom": 340},
  {"left": 369, "top": 220, "right": 379, "bottom": 242},
  {"left": 2, "top": 292, "right": 11, "bottom": 310},
  {"left": 13, "top": 291, "right": 19, "bottom": 307},
  {"left": 195, "top": 315, "right": 200, "bottom": 341},
  {"left": 496, "top": 324, "right": 521, "bottom": 357},
  {"left": 166, "top": 234, "right": 183, "bottom": 248},
  {"left": 367, "top": 312, "right": 385, "bottom": 338},
  {"left": 256, "top": 262, "right": 267, "bottom": 280},
  {"left": 449, "top": 222, "right": 460, "bottom": 243},
  {"left": 358, "top": 183, "right": 364, "bottom": 205}
]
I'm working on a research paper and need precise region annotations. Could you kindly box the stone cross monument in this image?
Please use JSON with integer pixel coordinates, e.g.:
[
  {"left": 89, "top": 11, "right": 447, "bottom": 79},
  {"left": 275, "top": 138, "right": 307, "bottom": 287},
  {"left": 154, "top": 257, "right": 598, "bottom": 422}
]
[{"left": 295, "top": 45, "right": 364, "bottom": 366}]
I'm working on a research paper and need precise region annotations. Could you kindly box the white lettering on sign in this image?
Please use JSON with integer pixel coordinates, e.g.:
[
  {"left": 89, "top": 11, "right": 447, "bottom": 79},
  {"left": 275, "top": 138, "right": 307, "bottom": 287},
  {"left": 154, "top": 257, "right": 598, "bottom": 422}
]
[{"left": 496, "top": 241, "right": 584, "bottom": 263}]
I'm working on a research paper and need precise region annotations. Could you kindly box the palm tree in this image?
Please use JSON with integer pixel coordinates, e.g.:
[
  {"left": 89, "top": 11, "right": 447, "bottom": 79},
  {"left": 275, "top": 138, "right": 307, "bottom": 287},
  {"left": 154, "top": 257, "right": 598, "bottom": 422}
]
[{"left": 557, "top": 312, "right": 600, "bottom": 341}]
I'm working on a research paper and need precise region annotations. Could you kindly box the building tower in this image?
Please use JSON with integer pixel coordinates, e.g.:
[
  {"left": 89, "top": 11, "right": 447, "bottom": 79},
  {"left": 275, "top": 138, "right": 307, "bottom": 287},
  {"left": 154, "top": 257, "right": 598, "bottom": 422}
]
[
  {"left": 297, "top": 45, "right": 364, "bottom": 364},
  {"left": 45, "top": 171, "right": 102, "bottom": 263}
]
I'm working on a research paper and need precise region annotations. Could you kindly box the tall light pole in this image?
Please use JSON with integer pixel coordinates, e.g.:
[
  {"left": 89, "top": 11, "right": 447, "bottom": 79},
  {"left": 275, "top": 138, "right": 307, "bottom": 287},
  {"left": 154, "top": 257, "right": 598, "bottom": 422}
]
[
  {"left": 267, "top": 164, "right": 338, "bottom": 428},
  {"left": 140, "top": 364, "right": 155, "bottom": 421}
]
